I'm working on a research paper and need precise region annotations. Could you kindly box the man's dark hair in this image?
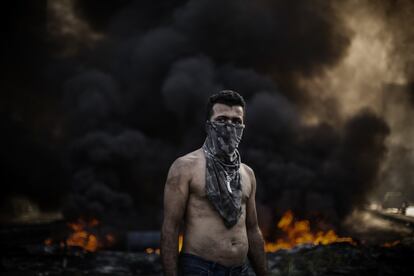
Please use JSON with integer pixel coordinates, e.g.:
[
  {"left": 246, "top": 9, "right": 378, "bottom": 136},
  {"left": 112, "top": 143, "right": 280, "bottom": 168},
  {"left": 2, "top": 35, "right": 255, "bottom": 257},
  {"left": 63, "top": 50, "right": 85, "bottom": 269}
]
[{"left": 206, "top": 90, "right": 246, "bottom": 120}]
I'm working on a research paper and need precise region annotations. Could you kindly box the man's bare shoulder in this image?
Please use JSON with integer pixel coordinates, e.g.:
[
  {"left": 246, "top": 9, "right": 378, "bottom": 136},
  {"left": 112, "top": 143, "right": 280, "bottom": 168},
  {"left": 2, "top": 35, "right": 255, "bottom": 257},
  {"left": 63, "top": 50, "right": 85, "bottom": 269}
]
[
  {"left": 169, "top": 148, "right": 204, "bottom": 176},
  {"left": 181, "top": 148, "right": 204, "bottom": 161},
  {"left": 241, "top": 163, "right": 255, "bottom": 177},
  {"left": 241, "top": 163, "right": 256, "bottom": 190}
]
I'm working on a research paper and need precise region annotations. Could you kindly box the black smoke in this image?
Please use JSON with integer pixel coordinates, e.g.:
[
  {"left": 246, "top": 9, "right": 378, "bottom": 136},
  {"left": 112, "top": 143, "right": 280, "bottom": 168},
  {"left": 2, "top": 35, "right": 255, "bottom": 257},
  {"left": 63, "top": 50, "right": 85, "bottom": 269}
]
[{"left": 3, "top": 0, "right": 407, "bottom": 231}]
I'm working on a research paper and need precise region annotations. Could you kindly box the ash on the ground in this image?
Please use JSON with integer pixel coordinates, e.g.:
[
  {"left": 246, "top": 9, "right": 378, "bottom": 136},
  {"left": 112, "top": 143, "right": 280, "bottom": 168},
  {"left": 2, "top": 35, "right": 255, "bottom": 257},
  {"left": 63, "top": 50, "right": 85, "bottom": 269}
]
[{"left": 2, "top": 239, "right": 414, "bottom": 276}]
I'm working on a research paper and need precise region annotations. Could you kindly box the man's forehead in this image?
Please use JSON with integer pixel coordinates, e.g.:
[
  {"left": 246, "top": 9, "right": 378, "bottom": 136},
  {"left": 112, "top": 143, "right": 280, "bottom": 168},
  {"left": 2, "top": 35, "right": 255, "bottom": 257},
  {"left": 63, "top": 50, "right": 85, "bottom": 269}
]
[{"left": 212, "top": 103, "right": 244, "bottom": 117}]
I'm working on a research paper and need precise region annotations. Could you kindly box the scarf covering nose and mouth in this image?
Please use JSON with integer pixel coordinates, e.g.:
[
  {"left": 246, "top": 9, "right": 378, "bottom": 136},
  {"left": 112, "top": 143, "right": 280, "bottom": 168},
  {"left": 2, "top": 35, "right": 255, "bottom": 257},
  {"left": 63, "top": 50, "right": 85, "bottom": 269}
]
[{"left": 202, "top": 120, "right": 245, "bottom": 228}]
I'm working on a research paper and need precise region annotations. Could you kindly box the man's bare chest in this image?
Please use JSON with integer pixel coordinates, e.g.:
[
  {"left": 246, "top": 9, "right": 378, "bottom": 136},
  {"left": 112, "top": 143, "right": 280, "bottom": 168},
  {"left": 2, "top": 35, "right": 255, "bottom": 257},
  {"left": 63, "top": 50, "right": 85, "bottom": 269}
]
[{"left": 188, "top": 163, "right": 251, "bottom": 203}]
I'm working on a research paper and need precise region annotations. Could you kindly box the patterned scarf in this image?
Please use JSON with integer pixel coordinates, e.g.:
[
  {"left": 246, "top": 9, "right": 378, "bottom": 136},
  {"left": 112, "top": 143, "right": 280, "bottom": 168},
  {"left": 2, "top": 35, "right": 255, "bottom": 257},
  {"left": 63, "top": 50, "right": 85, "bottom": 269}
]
[{"left": 202, "top": 120, "right": 244, "bottom": 228}]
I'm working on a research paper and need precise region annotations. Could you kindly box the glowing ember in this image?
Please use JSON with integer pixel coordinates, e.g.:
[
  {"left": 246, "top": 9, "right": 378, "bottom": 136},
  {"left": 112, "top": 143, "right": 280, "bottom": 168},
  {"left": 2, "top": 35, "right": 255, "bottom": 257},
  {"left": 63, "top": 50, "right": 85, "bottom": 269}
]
[
  {"left": 265, "top": 210, "right": 354, "bottom": 252},
  {"left": 178, "top": 234, "right": 183, "bottom": 252},
  {"left": 105, "top": 233, "right": 115, "bottom": 246},
  {"left": 145, "top": 248, "right": 161, "bottom": 255},
  {"left": 382, "top": 240, "right": 400, "bottom": 247},
  {"left": 44, "top": 218, "right": 115, "bottom": 252},
  {"left": 145, "top": 234, "right": 183, "bottom": 255},
  {"left": 44, "top": 238, "right": 53, "bottom": 246}
]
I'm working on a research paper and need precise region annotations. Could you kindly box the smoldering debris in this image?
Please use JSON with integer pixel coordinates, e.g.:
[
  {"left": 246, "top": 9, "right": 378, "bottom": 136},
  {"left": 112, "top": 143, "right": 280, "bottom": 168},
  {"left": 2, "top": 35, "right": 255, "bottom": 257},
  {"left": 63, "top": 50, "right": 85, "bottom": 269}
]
[{"left": 2, "top": 240, "right": 414, "bottom": 276}]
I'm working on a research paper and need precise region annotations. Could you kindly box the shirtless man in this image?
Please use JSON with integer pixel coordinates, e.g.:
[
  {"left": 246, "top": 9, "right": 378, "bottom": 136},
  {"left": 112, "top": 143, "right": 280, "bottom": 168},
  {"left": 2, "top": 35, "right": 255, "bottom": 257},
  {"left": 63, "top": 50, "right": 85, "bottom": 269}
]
[{"left": 161, "top": 90, "right": 267, "bottom": 276}]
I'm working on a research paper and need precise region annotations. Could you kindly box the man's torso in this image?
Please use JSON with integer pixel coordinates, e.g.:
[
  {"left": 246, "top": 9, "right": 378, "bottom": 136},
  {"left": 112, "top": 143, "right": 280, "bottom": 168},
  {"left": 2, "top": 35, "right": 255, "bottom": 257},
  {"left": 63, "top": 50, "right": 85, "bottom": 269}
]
[{"left": 180, "top": 148, "right": 252, "bottom": 267}]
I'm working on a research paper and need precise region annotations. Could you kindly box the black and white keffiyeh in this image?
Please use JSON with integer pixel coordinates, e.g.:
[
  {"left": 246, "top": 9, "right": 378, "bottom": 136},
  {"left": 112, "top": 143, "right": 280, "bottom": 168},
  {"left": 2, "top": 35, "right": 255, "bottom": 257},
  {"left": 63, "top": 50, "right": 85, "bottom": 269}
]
[{"left": 202, "top": 120, "right": 244, "bottom": 228}]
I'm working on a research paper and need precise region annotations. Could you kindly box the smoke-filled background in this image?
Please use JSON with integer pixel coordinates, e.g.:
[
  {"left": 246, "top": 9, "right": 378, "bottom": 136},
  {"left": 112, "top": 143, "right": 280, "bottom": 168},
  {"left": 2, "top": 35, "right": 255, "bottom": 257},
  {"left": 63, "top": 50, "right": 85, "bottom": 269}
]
[{"left": 1, "top": 0, "right": 413, "bottom": 234}]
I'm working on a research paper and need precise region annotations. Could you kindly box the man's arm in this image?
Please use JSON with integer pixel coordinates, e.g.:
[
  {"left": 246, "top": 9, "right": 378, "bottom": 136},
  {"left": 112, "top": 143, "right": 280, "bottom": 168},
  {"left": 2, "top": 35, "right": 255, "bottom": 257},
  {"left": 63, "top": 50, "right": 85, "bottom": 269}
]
[
  {"left": 161, "top": 158, "right": 190, "bottom": 276},
  {"left": 245, "top": 166, "right": 267, "bottom": 276}
]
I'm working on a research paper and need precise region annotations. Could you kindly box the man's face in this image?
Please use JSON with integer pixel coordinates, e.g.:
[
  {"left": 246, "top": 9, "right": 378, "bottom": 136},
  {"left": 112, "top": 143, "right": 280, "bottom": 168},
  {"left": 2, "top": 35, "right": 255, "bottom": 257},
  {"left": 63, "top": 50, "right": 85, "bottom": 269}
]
[{"left": 210, "top": 103, "right": 244, "bottom": 126}]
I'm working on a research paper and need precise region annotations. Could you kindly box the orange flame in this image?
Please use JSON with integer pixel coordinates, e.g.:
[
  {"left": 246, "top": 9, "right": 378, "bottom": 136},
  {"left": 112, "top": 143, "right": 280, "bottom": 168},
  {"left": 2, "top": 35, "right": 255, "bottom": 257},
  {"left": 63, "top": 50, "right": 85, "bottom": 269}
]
[
  {"left": 66, "top": 218, "right": 99, "bottom": 252},
  {"left": 44, "top": 218, "right": 115, "bottom": 252},
  {"left": 265, "top": 210, "right": 354, "bottom": 252}
]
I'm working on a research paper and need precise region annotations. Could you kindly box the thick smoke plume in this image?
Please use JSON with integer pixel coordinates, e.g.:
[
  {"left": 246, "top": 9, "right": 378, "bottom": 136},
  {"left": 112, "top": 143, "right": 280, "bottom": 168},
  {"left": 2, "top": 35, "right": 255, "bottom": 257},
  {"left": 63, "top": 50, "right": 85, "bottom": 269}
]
[{"left": 2, "top": 0, "right": 413, "bottom": 232}]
